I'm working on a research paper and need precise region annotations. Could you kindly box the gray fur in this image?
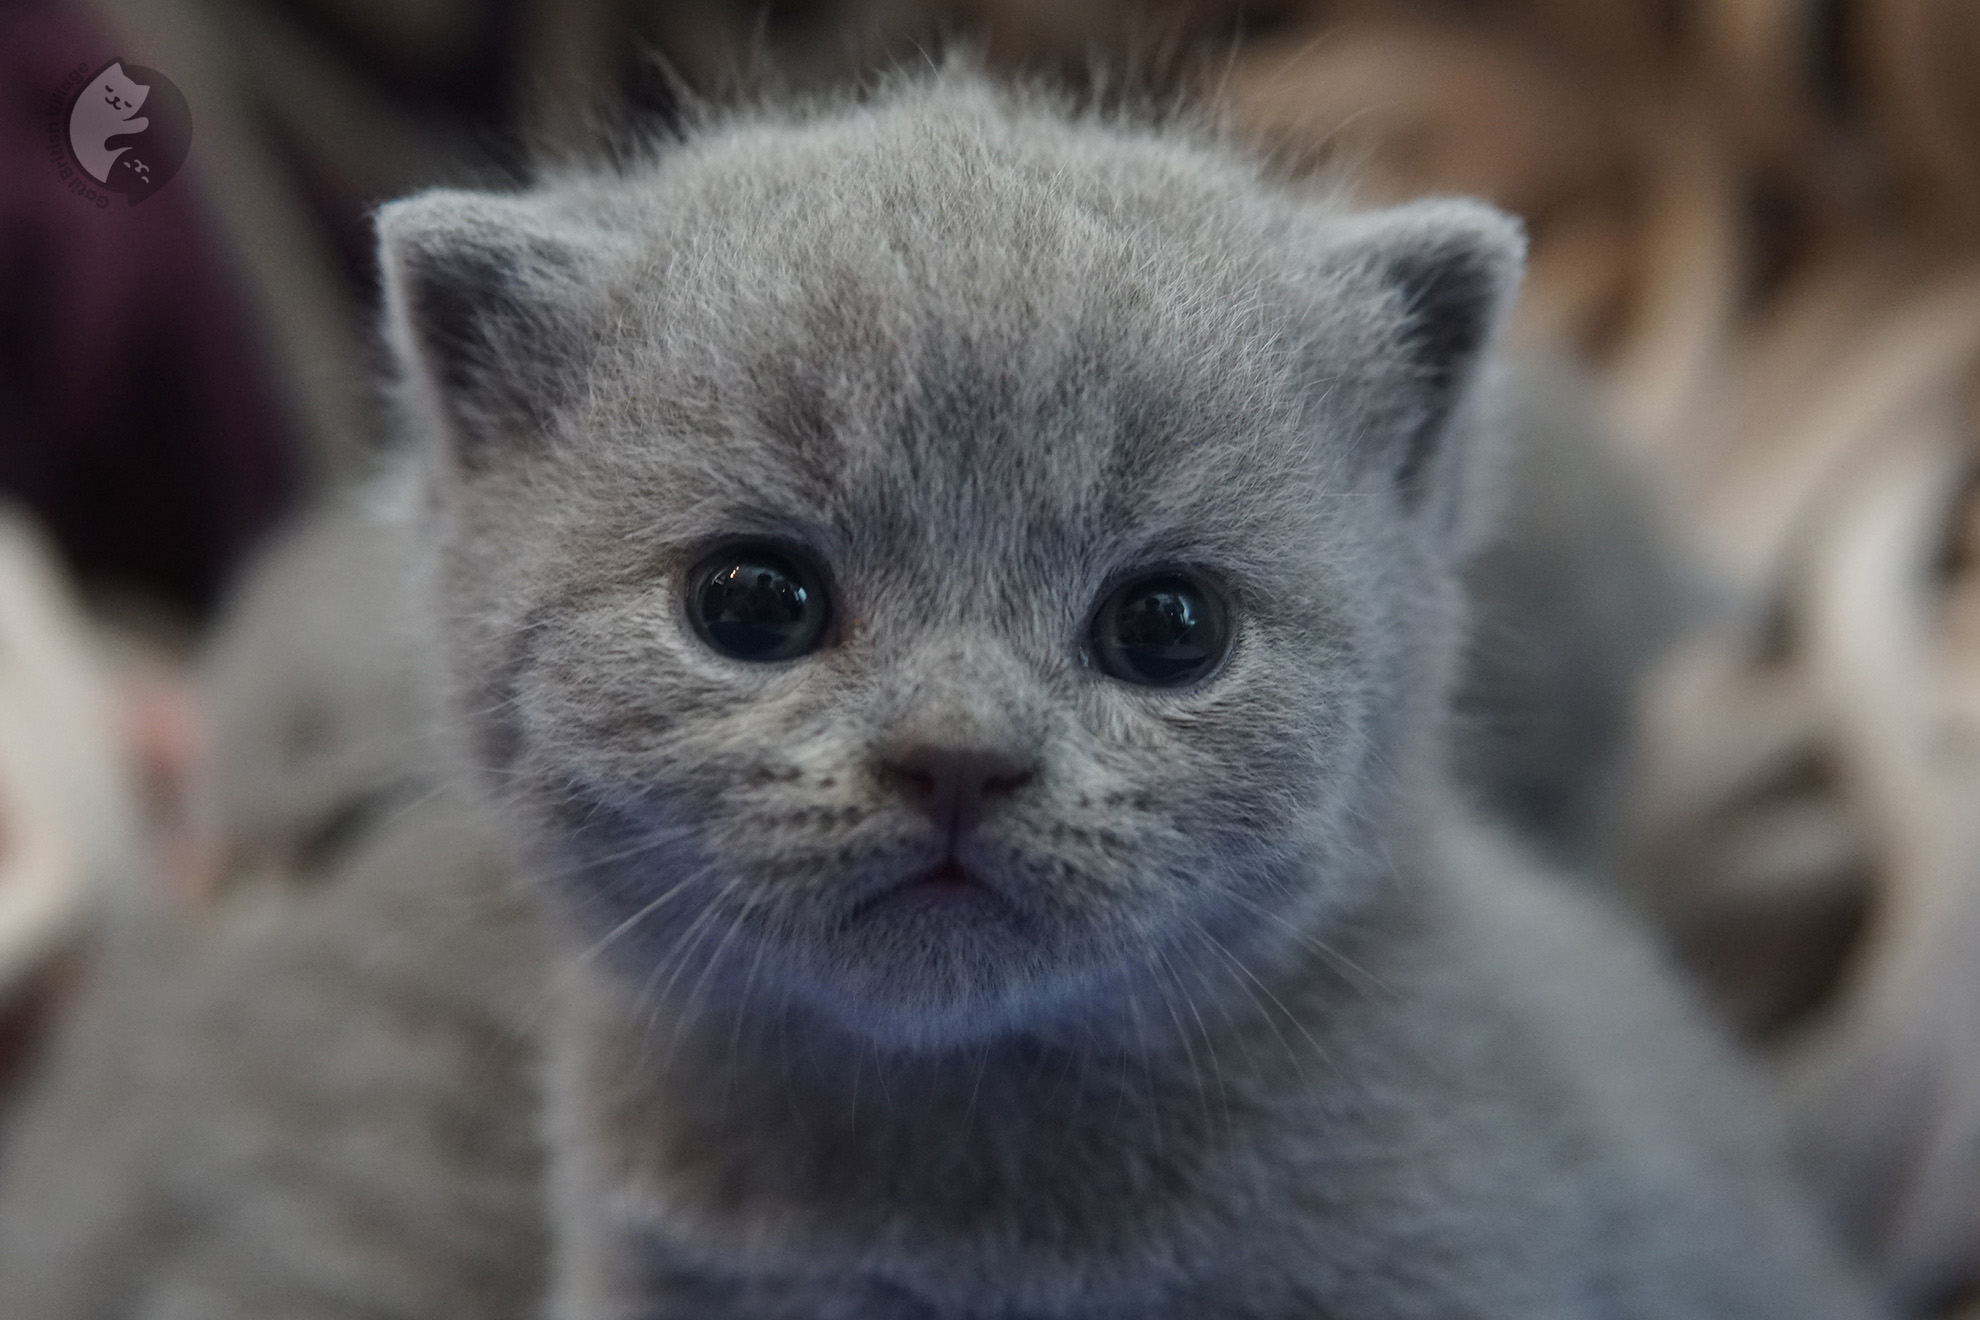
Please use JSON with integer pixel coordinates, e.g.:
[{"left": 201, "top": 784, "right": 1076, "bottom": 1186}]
[
  {"left": 378, "top": 74, "right": 1874, "bottom": 1318},
  {"left": 0, "top": 498, "right": 549, "bottom": 1320},
  {"left": 194, "top": 485, "right": 451, "bottom": 887},
  {"left": 0, "top": 72, "right": 1877, "bottom": 1319},
  {"left": 1453, "top": 356, "right": 1692, "bottom": 869},
  {"left": 0, "top": 796, "right": 549, "bottom": 1320}
]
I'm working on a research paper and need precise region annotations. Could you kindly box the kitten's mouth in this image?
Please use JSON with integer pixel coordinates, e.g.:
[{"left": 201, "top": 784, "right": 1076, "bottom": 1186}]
[
  {"left": 847, "top": 858, "right": 1009, "bottom": 926},
  {"left": 918, "top": 860, "right": 973, "bottom": 890}
]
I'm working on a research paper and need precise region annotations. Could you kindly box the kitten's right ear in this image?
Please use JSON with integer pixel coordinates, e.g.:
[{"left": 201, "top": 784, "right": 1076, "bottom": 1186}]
[{"left": 377, "top": 192, "right": 625, "bottom": 472}]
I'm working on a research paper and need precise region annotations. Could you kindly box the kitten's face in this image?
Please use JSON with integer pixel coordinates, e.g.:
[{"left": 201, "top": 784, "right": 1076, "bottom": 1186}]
[
  {"left": 382, "top": 85, "right": 1520, "bottom": 1047},
  {"left": 97, "top": 65, "right": 147, "bottom": 117}
]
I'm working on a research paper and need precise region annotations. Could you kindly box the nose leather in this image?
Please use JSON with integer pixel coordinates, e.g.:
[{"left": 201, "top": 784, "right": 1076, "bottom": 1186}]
[{"left": 876, "top": 743, "right": 1037, "bottom": 839}]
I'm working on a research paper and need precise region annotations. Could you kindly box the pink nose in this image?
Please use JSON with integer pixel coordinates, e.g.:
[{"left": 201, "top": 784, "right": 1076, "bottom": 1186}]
[{"left": 876, "top": 744, "right": 1037, "bottom": 831}]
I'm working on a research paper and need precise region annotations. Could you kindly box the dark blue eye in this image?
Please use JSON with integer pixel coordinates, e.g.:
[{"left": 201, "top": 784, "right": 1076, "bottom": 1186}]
[
  {"left": 690, "top": 547, "right": 830, "bottom": 662},
  {"left": 1091, "top": 572, "right": 1230, "bottom": 687}
]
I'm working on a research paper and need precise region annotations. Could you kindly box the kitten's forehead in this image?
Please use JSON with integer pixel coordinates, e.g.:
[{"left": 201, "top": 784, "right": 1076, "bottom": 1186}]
[
  {"left": 386, "top": 75, "right": 1524, "bottom": 607},
  {"left": 586, "top": 101, "right": 1335, "bottom": 584}
]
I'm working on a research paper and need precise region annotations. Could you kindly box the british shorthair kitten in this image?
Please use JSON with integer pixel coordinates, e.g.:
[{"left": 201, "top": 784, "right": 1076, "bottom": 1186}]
[{"left": 0, "top": 71, "right": 1881, "bottom": 1320}]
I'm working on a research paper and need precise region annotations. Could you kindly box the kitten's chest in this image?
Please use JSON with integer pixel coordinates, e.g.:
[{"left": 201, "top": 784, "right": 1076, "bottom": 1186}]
[
  {"left": 551, "top": 983, "right": 1312, "bottom": 1314},
  {"left": 543, "top": 901, "right": 1582, "bottom": 1320},
  {"left": 546, "top": 968, "right": 1530, "bottom": 1320}
]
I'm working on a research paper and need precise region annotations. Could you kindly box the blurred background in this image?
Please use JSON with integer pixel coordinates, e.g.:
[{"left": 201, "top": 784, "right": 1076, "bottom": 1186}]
[{"left": 3, "top": 0, "right": 1980, "bottom": 1313}]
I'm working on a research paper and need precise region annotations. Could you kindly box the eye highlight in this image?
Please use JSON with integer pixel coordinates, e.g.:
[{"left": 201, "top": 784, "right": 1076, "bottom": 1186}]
[
  {"left": 1090, "top": 571, "right": 1231, "bottom": 688},
  {"left": 689, "top": 545, "right": 831, "bottom": 662}
]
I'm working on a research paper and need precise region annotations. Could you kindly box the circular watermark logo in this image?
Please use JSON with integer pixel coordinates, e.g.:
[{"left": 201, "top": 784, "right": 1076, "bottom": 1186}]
[{"left": 45, "top": 59, "right": 192, "bottom": 208}]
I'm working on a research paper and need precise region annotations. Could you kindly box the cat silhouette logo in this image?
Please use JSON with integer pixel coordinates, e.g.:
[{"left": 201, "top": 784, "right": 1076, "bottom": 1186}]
[{"left": 65, "top": 60, "right": 191, "bottom": 206}]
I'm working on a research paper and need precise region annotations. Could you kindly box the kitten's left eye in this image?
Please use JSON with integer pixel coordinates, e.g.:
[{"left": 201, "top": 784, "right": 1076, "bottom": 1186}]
[
  {"left": 1090, "top": 571, "right": 1231, "bottom": 687},
  {"left": 689, "top": 546, "right": 831, "bottom": 662}
]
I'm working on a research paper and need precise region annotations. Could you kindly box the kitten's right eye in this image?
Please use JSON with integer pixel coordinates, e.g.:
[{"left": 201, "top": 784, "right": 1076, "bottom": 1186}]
[{"left": 689, "top": 547, "right": 831, "bottom": 662}]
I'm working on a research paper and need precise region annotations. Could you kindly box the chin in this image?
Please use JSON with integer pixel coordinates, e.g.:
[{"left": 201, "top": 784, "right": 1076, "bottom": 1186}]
[
  {"left": 812, "top": 988, "right": 1034, "bottom": 1053},
  {"left": 790, "top": 912, "right": 1108, "bottom": 1052}
]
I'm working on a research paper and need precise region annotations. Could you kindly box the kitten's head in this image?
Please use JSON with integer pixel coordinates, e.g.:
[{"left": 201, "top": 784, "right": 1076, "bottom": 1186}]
[
  {"left": 378, "top": 77, "right": 1522, "bottom": 1049},
  {"left": 96, "top": 63, "right": 148, "bottom": 118}
]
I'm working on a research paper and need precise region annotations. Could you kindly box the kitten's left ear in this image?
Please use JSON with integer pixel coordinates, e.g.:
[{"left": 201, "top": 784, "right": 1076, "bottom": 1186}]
[
  {"left": 1327, "top": 198, "right": 1526, "bottom": 528},
  {"left": 377, "top": 191, "right": 629, "bottom": 473}
]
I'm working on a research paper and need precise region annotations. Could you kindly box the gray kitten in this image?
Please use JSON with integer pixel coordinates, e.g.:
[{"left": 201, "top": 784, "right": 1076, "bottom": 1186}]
[
  {"left": 1452, "top": 356, "right": 1691, "bottom": 870},
  {"left": 379, "top": 74, "right": 1875, "bottom": 1318},
  {"left": 0, "top": 72, "right": 1877, "bottom": 1320},
  {"left": 0, "top": 494, "right": 549, "bottom": 1319}
]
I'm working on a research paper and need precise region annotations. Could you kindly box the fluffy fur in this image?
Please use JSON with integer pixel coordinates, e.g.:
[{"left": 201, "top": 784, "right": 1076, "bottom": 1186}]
[
  {"left": 0, "top": 499, "right": 548, "bottom": 1320},
  {"left": 380, "top": 74, "right": 1873, "bottom": 1317},
  {"left": 0, "top": 72, "right": 1877, "bottom": 1319},
  {"left": 1452, "top": 356, "right": 1691, "bottom": 868}
]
